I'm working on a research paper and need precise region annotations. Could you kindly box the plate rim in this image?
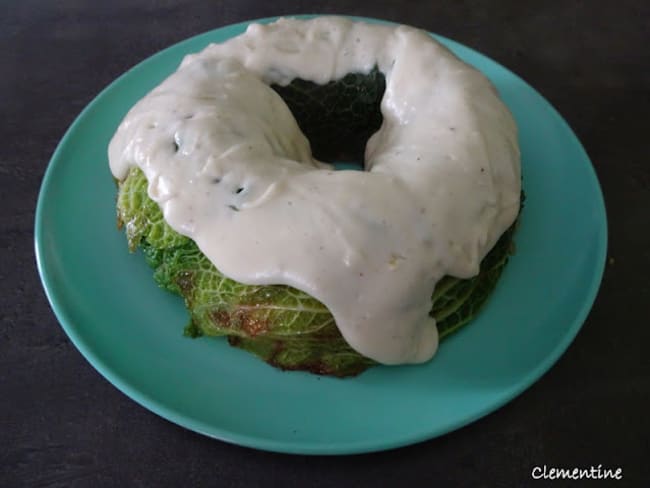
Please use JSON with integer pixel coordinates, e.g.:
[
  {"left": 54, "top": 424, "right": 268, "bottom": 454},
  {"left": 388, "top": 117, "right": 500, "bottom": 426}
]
[{"left": 34, "top": 15, "right": 608, "bottom": 455}]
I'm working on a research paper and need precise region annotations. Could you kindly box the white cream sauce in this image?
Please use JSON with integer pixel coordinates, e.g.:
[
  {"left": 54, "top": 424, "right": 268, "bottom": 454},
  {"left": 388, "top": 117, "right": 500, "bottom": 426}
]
[{"left": 109, "top": 17, "right": 521, "bottom": 365}]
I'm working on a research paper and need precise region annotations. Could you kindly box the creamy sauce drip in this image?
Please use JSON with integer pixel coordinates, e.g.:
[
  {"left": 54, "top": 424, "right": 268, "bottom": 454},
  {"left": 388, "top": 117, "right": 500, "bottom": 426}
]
[{"left": 109, "top": 17, "right": 521, "bottom": 364}]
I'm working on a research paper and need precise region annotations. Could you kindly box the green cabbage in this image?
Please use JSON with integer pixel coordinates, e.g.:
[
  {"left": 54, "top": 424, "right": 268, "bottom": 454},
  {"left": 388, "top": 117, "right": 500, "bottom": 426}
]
[{"left": 116, "top": 167, "right": 516, "bottom": 377}]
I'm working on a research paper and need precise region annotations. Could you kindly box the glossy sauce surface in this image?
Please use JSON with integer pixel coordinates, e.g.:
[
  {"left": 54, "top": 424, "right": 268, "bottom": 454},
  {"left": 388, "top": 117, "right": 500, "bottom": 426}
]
[{"left": 109, "top": 17, "right": 520, "bottom": 364}]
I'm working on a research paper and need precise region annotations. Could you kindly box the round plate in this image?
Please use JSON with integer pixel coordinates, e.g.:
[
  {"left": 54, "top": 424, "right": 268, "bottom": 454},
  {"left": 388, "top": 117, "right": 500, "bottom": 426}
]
[{"left": 35, "top": 16, "right": 607, "bottom": 455}]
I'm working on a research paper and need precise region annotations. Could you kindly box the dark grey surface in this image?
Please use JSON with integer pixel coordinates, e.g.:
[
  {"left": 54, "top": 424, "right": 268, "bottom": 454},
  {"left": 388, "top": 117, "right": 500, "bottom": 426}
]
[{"left": 2, "top": 1, "right": 649, "bottom": 486}]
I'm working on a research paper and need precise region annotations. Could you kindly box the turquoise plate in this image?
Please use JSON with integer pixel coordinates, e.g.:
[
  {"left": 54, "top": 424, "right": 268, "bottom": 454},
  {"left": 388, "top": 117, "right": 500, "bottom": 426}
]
[{"left": 35, "top": 16, "right": 607, "bottom": 455}]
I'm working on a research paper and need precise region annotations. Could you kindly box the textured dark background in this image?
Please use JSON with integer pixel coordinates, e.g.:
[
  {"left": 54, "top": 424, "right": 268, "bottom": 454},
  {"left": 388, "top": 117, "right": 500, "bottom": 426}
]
[{"left": 2, "top": 1, "right": 649, "bottom": 486}]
